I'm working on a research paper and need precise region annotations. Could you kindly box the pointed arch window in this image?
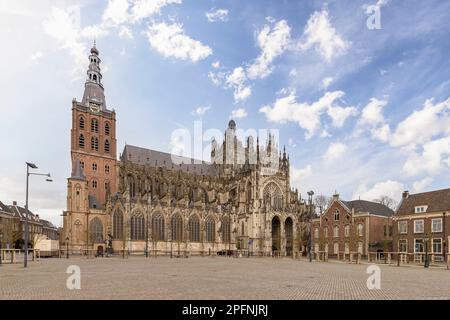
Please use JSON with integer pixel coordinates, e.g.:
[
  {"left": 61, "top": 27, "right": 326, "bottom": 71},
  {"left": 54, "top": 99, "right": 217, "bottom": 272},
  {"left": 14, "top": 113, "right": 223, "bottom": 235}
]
[
  {"left": 205, "top": 216, "right": 215, "bottom": 243},
  {"left": 79, "top": 116, "right": 85, "bottom": 130},
  {"left": 221, "top": 216, "right": 230, "bottom": 243},
  {"left": 171, "top": 213, "right": 183, "bottom": 242},
  {"left": 79, "top": 134, "right": 85, "bottom": 148},
  {"left": 113, "top": 209, "right": 123, "bottom": 240},
  {"left": 131, "top": 212, "right": 145, "bottom": 240},
  {"left": 91, "top": 137, "right": 99, "bottom": 151},
  {"left": 105, "top": 123, "right": 110, "bottom": 136},
  {"left": 89, "top": 217, "right": 103, "bottom": 243},
  {"left": 91, "top": 119, "right": 99, "bottom": 133},
  {"left": 152, "top": 213, "right": 164, "bottom": 241},
  {"left": 189, "top": 215, "right": 200, "bottom": 242},
  {"left": 104, "top": 140, "right": 110, "bottom": 153}
]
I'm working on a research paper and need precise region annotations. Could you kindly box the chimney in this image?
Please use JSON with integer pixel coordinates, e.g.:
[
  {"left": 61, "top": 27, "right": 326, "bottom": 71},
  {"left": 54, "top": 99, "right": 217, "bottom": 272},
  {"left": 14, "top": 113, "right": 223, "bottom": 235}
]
[
  {"left": 13, "top": 201, "right": 17, "bottom": 206},
  {"left": 402, "top": 191, "right": 409, "bottom": 199}
]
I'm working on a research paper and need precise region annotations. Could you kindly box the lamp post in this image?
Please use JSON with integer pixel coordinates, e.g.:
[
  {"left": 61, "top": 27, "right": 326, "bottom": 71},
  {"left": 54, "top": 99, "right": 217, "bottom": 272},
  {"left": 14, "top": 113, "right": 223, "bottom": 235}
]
[
  {"left": 66, "top": 237, "right": 69, "bottom": 259},
  {"left": 0, "top": 231, "right": 3, "bottom": 266},
  {"left": 307, "top": 190, "right": 314, "bottom": 263},
  {"left": 424, "top": 236, "right": 430, "bottom": 268},
  {"left": 24, "top": 162, "right": 52, "bottom": 268}
]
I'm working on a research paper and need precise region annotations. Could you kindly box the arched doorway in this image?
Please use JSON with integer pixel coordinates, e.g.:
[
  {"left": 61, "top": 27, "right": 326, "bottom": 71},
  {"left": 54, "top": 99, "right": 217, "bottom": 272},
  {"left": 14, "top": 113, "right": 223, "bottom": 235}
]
[
  {"left": 285, "top": 217, "right": 293, "bottom": 256},
  {"left": 272, "top": 216, "right": 281, "bottom": 253}
]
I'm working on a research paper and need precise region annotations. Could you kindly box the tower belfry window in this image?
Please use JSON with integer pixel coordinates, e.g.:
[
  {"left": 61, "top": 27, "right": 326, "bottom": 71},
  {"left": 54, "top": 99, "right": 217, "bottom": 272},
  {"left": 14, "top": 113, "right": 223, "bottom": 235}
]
[
  {"left": 79, "top": 134, "right": 85, "bottom": 148},
  {"left": 91, "top": 137, "right": 99, "bottom": 151},
  {"left": 79, "top": 117, "right": 85, "bottom": 130},
  {"left": 91, "top": 119, "right": 98, "bottom": 133},
  {"left": 105, "top": 123, "right": 110, "bottom": 135},
  {"left": 104, "top": 140, "right": 110, "bottom": 153}
]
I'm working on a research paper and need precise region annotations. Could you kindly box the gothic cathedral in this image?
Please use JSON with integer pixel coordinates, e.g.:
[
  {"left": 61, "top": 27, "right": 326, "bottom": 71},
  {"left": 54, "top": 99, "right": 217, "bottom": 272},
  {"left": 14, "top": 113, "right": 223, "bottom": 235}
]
[{"left": 63, "top": 45, "right": 307, "bottom": 256}]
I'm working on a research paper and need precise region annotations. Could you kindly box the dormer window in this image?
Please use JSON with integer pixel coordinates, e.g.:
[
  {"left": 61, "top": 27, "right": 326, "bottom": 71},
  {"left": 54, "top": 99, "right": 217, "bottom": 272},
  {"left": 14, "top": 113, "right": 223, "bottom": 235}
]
[{"left": 414, "top": 206, "right": 427, "bottom": 214}]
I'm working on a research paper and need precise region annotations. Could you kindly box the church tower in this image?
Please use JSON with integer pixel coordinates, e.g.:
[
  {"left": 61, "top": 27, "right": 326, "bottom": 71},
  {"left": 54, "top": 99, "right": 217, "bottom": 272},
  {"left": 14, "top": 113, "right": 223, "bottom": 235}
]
[{"left": 70, "top": 43, "right": 117, "bottom": 208}]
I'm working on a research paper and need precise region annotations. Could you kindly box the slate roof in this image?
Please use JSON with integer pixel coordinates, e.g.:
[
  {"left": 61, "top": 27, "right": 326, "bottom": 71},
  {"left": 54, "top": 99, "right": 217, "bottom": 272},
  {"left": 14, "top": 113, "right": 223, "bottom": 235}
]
[
  {"left": 396, "top": 188, "right": 450, "bottom": 215},
  {"left": 121, "top": 144, "right": 217, "bottom": 176},
  {"left": 8, "top": 204, "right": 41, "bottom": 222},
  {"left": 342, "top": 200, "right": 394, "bottom": 217},
  {"left": 71, "top": 159, "right": 86, "bottom": 180}
]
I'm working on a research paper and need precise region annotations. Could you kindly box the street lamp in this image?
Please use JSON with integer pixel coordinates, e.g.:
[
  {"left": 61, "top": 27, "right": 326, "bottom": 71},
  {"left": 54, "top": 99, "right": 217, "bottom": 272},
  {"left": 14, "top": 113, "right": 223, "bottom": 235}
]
[
  {"left": 307, "top": 190, "right": 314, "bottom": 263},
  {"left": 0, "top": 231, "right": 3, "bottom": 266},
  {"left": 24, "top": 162, "right": 52, "bottom": 268},
  {"left": 424, "top": 236, "right": 430, "bottom": 268},
  {"left": 66, "top": 237, "right": 69, "bottom": 259}
]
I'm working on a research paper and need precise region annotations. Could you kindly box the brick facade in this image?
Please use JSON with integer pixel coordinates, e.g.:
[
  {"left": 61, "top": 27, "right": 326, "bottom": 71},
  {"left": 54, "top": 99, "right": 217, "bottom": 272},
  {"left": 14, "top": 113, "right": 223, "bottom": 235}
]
[
  {"left": 312, "top": 195, "right": 393, "bottom": 256},
  {"left": 393, "top": 189, "right": 450, "bottom": 262}
]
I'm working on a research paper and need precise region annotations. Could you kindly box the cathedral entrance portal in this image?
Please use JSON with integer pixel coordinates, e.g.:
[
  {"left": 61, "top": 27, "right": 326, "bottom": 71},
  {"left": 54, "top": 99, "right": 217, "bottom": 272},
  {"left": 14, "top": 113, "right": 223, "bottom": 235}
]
[
  {"left": 285, "top": 217, "right": 293, "bottom": 256},
  {"left": 271, "top": 216, "right": 281, "bottom": 254}
]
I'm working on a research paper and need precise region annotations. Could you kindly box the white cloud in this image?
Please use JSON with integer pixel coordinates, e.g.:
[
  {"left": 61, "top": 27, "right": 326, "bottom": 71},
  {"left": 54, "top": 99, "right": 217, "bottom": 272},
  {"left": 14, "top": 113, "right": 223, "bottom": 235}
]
[
  {"left": 193, "top": 106, "right": 210, "bottom": 116},
  {"left": 231, "top": 108, "right": 248, "bottom": 119},
  {"left": 259, "top": 90, "right": 355, "bottom": 139},
  {"left": 30, "top": 51, "right": 43, "bottom": 64},
  {"left": 247, "top": 19, "right": 291, "bottom": 79},
  {"left": 324, "top": 142, "right": 347, "bottom": 162},
  {"left": 327, "top": 104, "right": 358, "bottom": 127},
  {"left": 288, "top": 137, "right": 296, "bottom": 148},
  {"left": 43, "top": 6, "right": 87, "bottom": 77},
  {"left": 205, "top": 8, "right": 228, "bottom": 22},
  {"left": 353, "top": 180, "right": 404, "bottom": 202},
  {"left": 402, "top": 136, "right": 450, "bottom": 176},
  {"left": 412, "top": 177, "right": 433, "bottom": 193},
  {"left": 131, "top": 0, "right": 181, "bottom": 22},
  {"left": 370, "top": 124, "right": 391, "bottom": 142},
  {"left": 226, "top": 67, "right": 251, "bottom": 102},
  {"left": 146, "top": 22, "right": 212, "bottom": 62},
  {"left": 80, "top": 24, "right": 108, "bottom": 39},
  {"left": 102, "top": 0, "right": 130, "bottom": 26},
  {"left": 390, "top": 97, "right": 450, "bottom": 148},
  {"left": 322, "top": 77, "right": 333, "bottom": 89},
  {"left": 208, "top": 71, "right": 225, "bottom": 86},
  {"left": 291, "top": 165, "right": 312, "bottom": 187},
  {"left": 360, "top": 98, "right": 388, "bottom": 126},
  {"left": 211, "top": 60, "right": 220, "bottom": 68},
  {"left": 119, "top": 26, "right": 133, "bottom": 39},
  {"left": 289, "top": 68, "right": 297, "bottom": 77},
  {"left": 356, "top": 98, "right": 391, "bottom": 142},
  {"left": 298, "top": 10, "right": 349, "bottom": 62}
]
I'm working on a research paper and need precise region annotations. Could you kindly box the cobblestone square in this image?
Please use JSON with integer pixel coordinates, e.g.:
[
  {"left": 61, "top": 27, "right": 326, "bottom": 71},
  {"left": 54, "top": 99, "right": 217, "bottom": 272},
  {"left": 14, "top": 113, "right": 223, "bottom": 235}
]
[{"left": 1, "top": 257, "right": 449, "bottom": 300}]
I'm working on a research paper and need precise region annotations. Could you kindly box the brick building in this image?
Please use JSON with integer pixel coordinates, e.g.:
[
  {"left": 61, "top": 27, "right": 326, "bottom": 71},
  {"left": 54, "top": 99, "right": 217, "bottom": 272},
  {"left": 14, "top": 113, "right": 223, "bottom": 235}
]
[
  {"left": 393, "top": 188, "right": 450, "bottom": 262},
  {"left": 311, "top": 194, "right": 393, "bottom": 257}
]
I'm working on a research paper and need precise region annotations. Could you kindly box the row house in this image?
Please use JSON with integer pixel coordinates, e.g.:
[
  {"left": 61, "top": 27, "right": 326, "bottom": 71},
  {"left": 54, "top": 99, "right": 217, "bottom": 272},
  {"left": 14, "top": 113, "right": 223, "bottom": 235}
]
[
  {"left": 393, "top": 188, "right": 450, "bottom": 262},
  {"left": 311, "top": 194, "right": 394, "bottom": 257},
  {"left": 0, "top": 200, "right": 59, "bottom": 249}
]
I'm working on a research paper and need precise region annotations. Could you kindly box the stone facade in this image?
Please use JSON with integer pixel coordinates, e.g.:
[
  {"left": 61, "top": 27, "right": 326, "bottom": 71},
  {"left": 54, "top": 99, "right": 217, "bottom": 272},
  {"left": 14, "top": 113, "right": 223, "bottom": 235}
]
[
  {"left": 63, "top": 45, "right": 307, "bottom": 256},
  {"left": 0, "top": 201, "right": 59, "bottom": 249}
]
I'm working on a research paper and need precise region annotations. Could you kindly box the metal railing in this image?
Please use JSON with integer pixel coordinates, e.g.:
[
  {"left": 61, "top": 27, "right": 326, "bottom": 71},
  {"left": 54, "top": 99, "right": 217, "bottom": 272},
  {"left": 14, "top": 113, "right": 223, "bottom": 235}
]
[{"left": 0, "top": 249, "right": 40, "bottom": 264}]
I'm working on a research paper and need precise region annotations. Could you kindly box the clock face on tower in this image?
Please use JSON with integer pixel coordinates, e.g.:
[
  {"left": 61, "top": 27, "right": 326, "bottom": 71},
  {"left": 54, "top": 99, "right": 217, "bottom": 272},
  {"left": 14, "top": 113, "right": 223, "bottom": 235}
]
[{"left": 89, "top": 102, "right": 101, "bottom": 113}]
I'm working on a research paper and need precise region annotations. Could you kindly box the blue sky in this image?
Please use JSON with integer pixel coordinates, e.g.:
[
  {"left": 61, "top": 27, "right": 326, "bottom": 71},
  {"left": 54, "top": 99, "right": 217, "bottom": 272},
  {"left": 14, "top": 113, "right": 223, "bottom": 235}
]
[{"left": 0, "top": 0, "right": 449, "bottom": 225}]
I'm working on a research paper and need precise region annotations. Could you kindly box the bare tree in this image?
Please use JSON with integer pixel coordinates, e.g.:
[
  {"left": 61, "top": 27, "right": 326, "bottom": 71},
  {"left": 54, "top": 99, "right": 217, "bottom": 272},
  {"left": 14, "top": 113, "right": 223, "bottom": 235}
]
[
  {"left": 374, "top": 195, "right": 398, "bottom": 211},
  {"left": 314, "top": 195, "right": 332, "bottom": 215}
]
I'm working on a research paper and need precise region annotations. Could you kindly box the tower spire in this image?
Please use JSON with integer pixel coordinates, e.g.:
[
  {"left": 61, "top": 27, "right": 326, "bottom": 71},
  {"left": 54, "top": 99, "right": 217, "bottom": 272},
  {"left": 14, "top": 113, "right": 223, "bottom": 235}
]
[{"left": 82, "top": 43, "right": 106, "bottom": 110}]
